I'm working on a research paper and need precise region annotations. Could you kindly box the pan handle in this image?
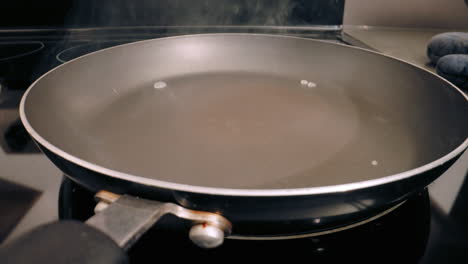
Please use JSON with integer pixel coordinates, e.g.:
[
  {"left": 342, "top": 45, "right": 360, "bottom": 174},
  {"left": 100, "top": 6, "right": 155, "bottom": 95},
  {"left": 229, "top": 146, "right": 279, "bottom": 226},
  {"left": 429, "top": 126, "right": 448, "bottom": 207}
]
[
  {"left": 87, "top": 191, "right": 232, "bottom": 250},
  {"left": 0, "top": 191, "right": 232, "bottom": 264}
]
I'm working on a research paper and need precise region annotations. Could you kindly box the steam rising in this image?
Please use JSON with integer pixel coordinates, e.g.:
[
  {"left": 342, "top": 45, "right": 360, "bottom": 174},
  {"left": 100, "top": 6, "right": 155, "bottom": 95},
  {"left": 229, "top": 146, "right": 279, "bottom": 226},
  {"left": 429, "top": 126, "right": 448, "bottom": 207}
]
[
  {"left": 65, "top": 0, "right": 299, "bottom": 27},
  {"left": 53, "top": 1, "right": 344, "bottom": 64}
]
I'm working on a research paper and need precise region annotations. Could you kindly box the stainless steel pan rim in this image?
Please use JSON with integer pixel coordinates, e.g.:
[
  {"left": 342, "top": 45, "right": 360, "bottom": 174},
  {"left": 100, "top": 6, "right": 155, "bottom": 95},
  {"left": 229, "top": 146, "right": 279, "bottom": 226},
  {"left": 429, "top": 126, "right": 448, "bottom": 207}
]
[{"left": 19, "top": 33, "right": 468, "bottom": 197}]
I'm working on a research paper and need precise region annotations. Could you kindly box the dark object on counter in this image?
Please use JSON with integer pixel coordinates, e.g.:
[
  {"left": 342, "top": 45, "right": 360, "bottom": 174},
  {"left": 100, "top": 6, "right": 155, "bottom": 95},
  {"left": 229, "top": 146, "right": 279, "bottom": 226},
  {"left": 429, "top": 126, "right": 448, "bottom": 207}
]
[
  {"left": 4, "top": 118, "right": 39, "bottom": 153},
  {"left": 427, "top": 32, "right": 468, "bottom": 64},
  {"left": 0, "top": 220, "right": 129, "bottom": 264},
  {"left": 427, "top": 32, "right": 468, "bottom": 90},
  {"left": 0, "top": 179, "right": 40, "bottom": 243},
  {"left": 436, "top": 54, "right": 468, "bottom": 90}
]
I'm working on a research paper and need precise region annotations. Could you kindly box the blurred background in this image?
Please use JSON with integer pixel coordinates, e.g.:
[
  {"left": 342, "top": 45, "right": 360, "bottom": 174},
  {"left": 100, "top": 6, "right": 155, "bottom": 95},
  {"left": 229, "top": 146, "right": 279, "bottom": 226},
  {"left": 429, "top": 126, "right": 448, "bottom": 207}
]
[
  {"left": 0, "top": 0, "right": 467, "bottom": 29},
  {"left": 345, "top": 0, "right": 468, "bottom": 29}
]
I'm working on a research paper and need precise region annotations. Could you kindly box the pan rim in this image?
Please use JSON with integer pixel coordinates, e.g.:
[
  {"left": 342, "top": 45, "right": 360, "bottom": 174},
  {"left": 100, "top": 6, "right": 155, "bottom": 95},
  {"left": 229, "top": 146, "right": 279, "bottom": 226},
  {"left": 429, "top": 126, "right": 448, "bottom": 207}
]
[{"left": 19, "top": 33, "right": 468, "bottom": 197}]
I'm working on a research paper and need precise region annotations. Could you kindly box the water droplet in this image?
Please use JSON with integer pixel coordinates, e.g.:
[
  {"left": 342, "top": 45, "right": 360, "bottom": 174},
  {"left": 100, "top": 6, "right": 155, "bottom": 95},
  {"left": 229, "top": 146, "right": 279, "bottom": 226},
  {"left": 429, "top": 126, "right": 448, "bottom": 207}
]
[
  {"left": 311, "top": 238, "right": 320, "bottom": 243},
  {"left": 373, "top": 115, "right": 388, "bottom": 123},
  {"left": 371, "top": 160, "right": 378, "bottom": 166},
  {"left": 307, "top": 82, "right": 317, "bottom": 88},
  {"left": 154, "top": 81, "right": 167, "bottom": 90},
  {"left": 300, "top": 80, "right": 308, "bottom": 85}
]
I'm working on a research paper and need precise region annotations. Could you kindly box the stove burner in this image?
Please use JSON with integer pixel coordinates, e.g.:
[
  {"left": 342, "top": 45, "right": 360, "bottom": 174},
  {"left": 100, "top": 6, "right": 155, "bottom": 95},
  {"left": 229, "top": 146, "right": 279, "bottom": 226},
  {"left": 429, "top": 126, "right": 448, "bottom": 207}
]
[
  {"left": 59, "top": 177, "right": 431, "bottom": 262},
  {"left": 0, "top": 42, "right": 44, "bottom": 90},
  {"left": 0, "top": 42, "right": 44, "bottom": 62},
  {"left": 56, "top": 40, "right": 136, "bottom": 63},
  {"left": 229, "top": 201, "right": 405, "bottom": 241}
]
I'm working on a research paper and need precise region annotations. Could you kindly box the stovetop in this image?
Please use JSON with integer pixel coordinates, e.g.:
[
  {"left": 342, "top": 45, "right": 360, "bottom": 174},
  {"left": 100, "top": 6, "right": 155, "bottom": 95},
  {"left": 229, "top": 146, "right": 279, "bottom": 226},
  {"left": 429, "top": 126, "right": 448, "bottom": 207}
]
[
  {"left": 0, "top": 27, "right": 467, "bottom": 263},
  {"left": 59, "top": 176, "right": 431, "bottom": 262}
]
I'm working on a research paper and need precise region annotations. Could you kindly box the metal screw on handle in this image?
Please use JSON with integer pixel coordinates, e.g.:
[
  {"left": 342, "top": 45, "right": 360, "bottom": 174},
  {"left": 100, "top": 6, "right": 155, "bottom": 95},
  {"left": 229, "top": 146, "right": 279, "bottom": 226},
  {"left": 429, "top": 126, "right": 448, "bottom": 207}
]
[
  {"left": 94, "top": 201, "right": 110, "bottom": 213},
  {"left": 189, "top": 224, "right": 226, "bottom": 248}
]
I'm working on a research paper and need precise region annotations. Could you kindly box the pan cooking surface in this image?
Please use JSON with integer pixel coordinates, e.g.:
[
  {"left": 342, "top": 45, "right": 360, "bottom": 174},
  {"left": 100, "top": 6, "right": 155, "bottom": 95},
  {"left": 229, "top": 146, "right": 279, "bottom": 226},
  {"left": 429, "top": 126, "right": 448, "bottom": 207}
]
[{"left": 77, "top": 71, "right": 417, "bottom": 189}]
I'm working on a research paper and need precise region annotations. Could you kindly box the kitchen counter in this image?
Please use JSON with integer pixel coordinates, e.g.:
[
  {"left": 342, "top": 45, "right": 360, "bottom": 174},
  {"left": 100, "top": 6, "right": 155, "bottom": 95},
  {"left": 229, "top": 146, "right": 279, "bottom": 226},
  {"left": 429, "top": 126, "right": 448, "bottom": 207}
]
[
  {"left": 344, "top": 25, "right": 468, "bottom": 216},
  {"left": 344, "top": 26, "right": 468, "bottom": 73}
]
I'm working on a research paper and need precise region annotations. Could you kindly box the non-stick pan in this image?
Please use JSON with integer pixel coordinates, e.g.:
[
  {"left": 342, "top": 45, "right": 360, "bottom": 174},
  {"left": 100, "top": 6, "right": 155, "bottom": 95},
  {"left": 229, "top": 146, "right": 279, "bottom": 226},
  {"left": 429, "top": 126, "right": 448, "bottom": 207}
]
[{"left": 1, "top": 34, "right": 467, "bottom": 263}]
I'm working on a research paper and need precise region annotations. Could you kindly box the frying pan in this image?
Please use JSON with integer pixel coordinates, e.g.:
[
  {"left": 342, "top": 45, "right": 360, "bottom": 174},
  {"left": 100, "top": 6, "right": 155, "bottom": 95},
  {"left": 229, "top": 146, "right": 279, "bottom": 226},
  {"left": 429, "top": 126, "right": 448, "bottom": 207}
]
[{"left": 2, "top": 34, "right": 467, "bottom": 263}]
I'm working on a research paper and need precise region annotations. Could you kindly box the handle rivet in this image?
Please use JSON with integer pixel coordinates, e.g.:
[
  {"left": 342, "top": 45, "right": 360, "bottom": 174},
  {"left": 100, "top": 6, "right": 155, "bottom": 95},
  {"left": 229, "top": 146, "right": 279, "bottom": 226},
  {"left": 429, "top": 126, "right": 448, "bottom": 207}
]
[
  {"left": 189, "top": 224, "right": 225, "bottom": 248},
  {"left": 94, "top": 201, "right": 110, "bottom": 214}
]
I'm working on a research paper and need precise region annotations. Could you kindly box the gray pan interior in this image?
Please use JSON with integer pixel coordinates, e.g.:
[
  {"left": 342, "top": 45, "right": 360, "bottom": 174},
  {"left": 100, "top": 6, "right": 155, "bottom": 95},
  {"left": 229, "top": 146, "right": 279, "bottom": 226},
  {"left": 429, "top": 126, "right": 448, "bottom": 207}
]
[{"left": 21, "top": 34, "right": 468, "bottom": 193}]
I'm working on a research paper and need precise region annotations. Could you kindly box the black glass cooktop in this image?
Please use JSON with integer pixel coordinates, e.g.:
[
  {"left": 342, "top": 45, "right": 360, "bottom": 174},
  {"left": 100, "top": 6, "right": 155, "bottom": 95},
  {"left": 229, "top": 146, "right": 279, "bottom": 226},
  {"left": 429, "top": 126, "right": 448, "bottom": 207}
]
[{"left": 0, "top": 27, "right": 467, "bottom": 264}]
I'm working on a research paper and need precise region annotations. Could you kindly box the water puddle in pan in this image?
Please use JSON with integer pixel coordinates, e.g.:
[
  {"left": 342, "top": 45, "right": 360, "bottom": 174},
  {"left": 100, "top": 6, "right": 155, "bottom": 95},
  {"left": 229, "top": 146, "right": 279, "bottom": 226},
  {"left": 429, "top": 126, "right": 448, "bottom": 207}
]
[{"left": 83, "top": 72, "right": 416, "bottom": 189}]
